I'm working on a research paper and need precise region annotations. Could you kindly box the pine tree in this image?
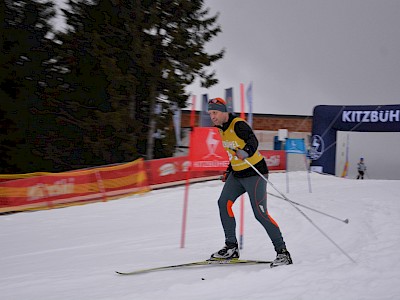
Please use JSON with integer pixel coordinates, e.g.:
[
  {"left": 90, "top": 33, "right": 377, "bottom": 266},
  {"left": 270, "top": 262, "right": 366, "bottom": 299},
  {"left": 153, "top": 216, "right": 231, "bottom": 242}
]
[
  {"left": 0, "top": 0, "right": 57, "bottom": 173},
  {"left": 23, "top": 0, "right": 224, "bottom": 170},
  {"left": 1, "top": 0, "right": 223, "bottom": 172},
  {"left": 50, "top": 0, "right": 141, "bottom": 170},
  {"left": 127, "top": 0, "right": 224, "bottom": 159}
]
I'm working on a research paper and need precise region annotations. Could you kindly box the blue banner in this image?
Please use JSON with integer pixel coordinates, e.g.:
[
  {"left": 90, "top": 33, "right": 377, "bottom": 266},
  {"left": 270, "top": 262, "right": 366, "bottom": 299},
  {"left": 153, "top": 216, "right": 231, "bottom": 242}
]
[
  {"left": 225, "top": 88, "right": 234, "bottom": 113},
  {"left": 200, "top": 94, "right": 213, "bottom": 127},
  {"left": 285, "top": 138, "right": 306, "bottom": 154},
  {"left": 311, "top": 104, "right": 400, "bottom": 174}
]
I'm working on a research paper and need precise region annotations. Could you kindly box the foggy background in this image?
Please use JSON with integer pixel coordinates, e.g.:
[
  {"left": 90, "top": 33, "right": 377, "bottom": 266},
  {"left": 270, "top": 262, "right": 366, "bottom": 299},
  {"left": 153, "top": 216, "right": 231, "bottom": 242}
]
[
  {"left": 189, "top": 0, "right": 400, "bottom": 116},
  {"left": 188, "top": 0, "right": 400, "bottom": 180}
]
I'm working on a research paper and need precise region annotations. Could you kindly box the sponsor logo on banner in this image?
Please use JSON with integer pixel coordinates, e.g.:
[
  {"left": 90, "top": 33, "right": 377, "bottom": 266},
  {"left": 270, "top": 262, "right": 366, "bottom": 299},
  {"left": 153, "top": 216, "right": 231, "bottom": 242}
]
[
  {"left": 203, "top": 130, "right": 223, "bottom": 159},
  {"left": 265, "top": 155, "right": 281, "bottom": 167},
  {"left": 285, "top": 138, "right": 306, "bottom": 154},
  {"left": 342, "top": 110, "right": 400, "bottom": 123},
  {"left": 259, "top": 150, "right": 286, "bottom": 170},
  {"left": 190, "top": 127, "right": 229, "bottom": 170},
  {"left": 182, "top": 160, "right": 191, "bottom": 172},
  {"left": 309, "top": 135, "right": 324, "bottom": 160},
  {"left": 27, "top": 178, "right": 75, "bottom": 201},
  {"left": 157, "top": 160, "right": 192, "bottom": 177},
  {"left": 158, "top": 163, "right": 178, "bottom": 176}
]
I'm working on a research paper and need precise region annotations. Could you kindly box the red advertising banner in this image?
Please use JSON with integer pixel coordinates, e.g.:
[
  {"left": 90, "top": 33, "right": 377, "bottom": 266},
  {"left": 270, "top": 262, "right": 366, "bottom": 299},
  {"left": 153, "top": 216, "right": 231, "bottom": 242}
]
[
  {"left": 189, "top": 127, "right": 229, "bottom": 171},
  {"left": 0, "top": 159, "right": 148, "bottom": 212},
  {"left": 260, "top": 150, "right": 286, "bottom": 171},
  {"left": 146, "top": 156, "right": 190, "bottom": 185},
  {"left": 145, "top": 156, "right": 220, "bottom": 186},
  {"left": 0, "top": 151, "right": 285, "bottom": 213}
]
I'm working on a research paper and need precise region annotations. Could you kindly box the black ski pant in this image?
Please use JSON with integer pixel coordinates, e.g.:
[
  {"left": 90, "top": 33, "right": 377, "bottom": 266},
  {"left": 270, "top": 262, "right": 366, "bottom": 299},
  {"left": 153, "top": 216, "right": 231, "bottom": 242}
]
[{"left": 217, "top": 173, "right": 287, "bottom": 252}]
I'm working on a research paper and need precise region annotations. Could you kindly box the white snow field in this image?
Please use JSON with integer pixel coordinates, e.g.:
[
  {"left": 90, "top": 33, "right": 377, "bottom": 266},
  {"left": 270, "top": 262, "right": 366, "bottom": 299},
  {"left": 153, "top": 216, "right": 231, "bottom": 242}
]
[{"left": 1, "top": 172, "right": 399, "bottom": 300}]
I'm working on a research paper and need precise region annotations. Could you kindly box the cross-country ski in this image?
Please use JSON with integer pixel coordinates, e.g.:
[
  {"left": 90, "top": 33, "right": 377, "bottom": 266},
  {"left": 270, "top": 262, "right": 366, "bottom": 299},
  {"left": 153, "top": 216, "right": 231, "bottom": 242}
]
[{"left": 115, "top": 259, "right": 272, "bottom": 276}]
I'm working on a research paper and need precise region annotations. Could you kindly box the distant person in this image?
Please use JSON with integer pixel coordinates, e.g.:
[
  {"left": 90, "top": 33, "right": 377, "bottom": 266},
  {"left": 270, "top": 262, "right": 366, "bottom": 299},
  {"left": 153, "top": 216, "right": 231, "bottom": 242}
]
[
  {"left": 357, "top": 158, "right": 367, "bottom": 179},
  {"left": 207, "top": 97, "right": 292, "bottom": 268}
]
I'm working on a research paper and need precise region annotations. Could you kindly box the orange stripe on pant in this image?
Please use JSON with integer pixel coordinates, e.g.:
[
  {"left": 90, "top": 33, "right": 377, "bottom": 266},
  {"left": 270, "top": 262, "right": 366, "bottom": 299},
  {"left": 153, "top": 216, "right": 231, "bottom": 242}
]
[
  {"left": 267, "top": 213, "right": 280, "bottom": 228},
  {"left": 227, "top": 200, "right": 234, "bottom": 218}
]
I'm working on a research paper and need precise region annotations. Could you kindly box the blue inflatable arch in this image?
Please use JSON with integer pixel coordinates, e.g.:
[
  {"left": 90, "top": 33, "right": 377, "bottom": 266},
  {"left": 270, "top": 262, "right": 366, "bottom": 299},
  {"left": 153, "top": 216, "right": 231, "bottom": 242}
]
[{"left": 310, "top": 104, "right": 400, "bottom": 175}]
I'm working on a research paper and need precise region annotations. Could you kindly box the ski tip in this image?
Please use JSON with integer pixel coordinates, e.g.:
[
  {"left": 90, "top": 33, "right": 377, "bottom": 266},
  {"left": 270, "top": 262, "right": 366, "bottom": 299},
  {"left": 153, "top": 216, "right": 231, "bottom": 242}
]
[{"left": 115, "top": 271, "right": 125, "bottom": 275}]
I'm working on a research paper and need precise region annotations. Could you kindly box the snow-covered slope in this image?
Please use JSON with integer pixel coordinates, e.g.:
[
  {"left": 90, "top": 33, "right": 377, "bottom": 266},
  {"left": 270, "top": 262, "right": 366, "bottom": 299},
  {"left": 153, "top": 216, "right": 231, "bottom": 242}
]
[{"left": 1, "top": 172, "right": 399, "bottom": 300}]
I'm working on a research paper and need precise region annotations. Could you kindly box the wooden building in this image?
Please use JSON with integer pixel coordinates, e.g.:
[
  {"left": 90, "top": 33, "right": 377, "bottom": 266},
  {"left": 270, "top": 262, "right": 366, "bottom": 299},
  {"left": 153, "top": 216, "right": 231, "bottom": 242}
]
[{"left": 181, "top": 110, "right": 312, "bottom": 132}]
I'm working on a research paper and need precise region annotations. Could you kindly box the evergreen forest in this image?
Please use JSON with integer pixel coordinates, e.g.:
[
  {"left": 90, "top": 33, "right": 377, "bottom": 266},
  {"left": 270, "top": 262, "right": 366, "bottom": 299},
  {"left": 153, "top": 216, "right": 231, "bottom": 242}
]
[{"left": 1, "top": 0, "right": 223, "bottom": 173}]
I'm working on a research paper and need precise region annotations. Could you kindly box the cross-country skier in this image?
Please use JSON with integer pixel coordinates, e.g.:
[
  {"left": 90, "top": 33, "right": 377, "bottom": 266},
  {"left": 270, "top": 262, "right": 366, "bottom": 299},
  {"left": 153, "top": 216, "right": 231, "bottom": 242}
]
[
  {"left": 357, "top": 158, "right": 367, "bottom": 179},
  {"left": 207, "top": 97, "right": 292, "bottom": 267}
]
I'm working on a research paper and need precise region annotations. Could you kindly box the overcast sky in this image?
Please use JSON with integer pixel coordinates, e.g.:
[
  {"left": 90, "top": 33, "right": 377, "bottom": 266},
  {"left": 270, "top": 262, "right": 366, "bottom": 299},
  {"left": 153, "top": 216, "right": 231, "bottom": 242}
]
[{"left": 187, "top": 0, "right": 400, "bottom": 115}]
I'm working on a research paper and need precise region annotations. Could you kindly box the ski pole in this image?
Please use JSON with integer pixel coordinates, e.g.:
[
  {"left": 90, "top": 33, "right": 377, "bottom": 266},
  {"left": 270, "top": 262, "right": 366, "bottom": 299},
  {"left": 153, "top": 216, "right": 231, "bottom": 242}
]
[
  {"left": 237, "top": 154, "right": 356, "bottom": 264},
  {"left": 267, "top": 191, "right": 349, "bottom": 224},
  {"left": 229, "top": 149, "right": 349, "bottom": 223}
]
